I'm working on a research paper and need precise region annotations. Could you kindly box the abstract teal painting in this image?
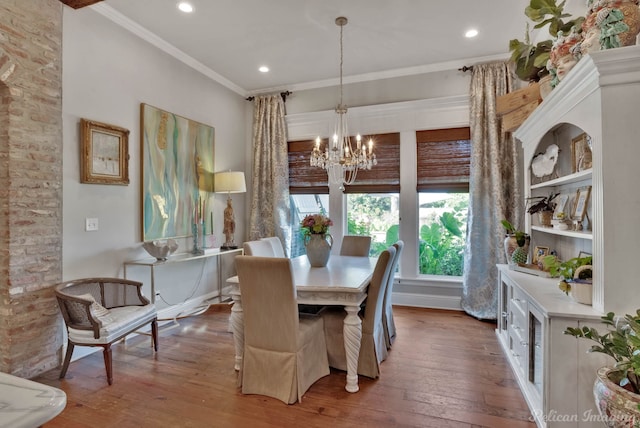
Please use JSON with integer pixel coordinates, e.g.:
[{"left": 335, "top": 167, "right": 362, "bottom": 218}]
[{"left": 141, "top": 103, "right": 214, "bottom": 241}]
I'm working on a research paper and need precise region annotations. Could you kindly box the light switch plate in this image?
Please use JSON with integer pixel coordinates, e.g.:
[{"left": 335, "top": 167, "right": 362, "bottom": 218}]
[{"left": 85, "top": 218, "right": 99, "bottom": 231}]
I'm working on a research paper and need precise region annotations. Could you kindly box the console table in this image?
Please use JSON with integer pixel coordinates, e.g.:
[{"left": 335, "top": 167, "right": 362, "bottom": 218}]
[{"left": 124, "top": 247, "right": 242, "bottom": 305}]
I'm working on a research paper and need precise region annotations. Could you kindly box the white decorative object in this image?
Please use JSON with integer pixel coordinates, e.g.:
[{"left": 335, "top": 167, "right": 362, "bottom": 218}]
[
  {"left": 531, "top": 143, "right": 559, "bottom": 178},
  {"left": 142, "top": 239, "right": 178, "bottom": 261}
]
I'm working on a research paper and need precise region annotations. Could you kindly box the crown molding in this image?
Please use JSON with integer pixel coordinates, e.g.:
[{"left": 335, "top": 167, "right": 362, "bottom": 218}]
[{"left": 91, "top": 3, "right": 247, "bottom": 97}]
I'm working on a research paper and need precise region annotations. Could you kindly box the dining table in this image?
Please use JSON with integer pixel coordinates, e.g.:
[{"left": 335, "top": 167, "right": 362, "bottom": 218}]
[{"left": 226, "top": 254, "right": 377, "bottom": 393}]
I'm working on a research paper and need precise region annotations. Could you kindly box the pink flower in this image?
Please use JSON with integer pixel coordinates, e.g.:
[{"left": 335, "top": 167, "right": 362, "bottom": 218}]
[{"left": 300, "top": 213, "right": 332, "bottom": 235}]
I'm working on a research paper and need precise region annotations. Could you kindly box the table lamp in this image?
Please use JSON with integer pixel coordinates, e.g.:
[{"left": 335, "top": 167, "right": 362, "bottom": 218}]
[{"left": 215, "top": 171, "right": 246, "bottom": 250}]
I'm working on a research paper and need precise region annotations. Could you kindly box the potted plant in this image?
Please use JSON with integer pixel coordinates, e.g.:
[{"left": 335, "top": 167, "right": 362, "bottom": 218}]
[
  {"left": 542, "top": 254, "right": 593, "bottom": 303},
  {"left": 509, "top": 0, "right": 585, "bottom": 82},
  {"left": 564, "top": 310, "right": 640, "bottom": 424},
  {"left": 501, "top": 219, "right": 530, "bottom": 264},
  {"left": 527, "top": 192, "right": 558, "bottom": 227}
]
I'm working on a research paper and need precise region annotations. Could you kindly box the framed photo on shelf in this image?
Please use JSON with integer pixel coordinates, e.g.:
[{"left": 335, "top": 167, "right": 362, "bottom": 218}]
[
  {"left": 533, "top": 246, "right": 550, "bottom": 265},
  {"left": 571, "top": 133, "right": 592, "bottom": 173},
  {"left": 80, "top": 118, "right": 130, "bottom": 185},
  {"left": 572, "top": 186, "right": 592, "bottom": 221},
  {"left": 553, "top": 194, "right": 569, "bottom": 219}
]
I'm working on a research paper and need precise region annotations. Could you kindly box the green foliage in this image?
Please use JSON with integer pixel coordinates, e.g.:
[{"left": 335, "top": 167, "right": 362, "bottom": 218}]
[
  {"left": 420, "top": 211, "right": 465, "bottom": 276},
  {"left": 346, "top": 193, "right": 467, "bottom": 274},
  {"left": 509, "top": 0, "right": 584, "bottom": 81},
  {"left": 542, "top": 255, "right": 592, "bottom": 280},
  {"left": 565, "top": 310, "right": 640, "bottom": 393},
  {"left": 501, "top": 219, "right": 527, "bottom": 247}
]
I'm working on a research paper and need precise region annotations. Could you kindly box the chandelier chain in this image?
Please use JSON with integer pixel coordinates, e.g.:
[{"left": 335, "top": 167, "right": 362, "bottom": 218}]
[{"left": 309, "top": 16, "right": 377, "bottom": 190}]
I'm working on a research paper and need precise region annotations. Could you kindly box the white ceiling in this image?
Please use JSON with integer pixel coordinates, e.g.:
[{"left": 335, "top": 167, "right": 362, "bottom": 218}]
[{"left": 96, "top": 0, "right": 534, "bottom": 96}]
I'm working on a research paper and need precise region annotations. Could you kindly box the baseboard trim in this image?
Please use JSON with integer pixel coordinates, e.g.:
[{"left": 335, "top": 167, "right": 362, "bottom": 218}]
[{"left": 392, "top": 292, "right": 462, "bottom": 311}]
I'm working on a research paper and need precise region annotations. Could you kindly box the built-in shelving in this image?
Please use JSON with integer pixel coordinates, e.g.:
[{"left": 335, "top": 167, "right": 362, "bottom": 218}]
[
  {"left": 530, "top": 169, "right": 592, "bottom": 190},
  {"left": 499, "top": 45, "right": 640, "bottom": 427}
]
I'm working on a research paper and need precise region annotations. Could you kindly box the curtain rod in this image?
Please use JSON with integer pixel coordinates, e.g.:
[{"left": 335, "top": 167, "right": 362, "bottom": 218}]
[
  {"left": 458, "top": 65, "right": 474, "bottom": 72},
  {"left": 246, "top": 90, "right": 291, "bottom": 102}
]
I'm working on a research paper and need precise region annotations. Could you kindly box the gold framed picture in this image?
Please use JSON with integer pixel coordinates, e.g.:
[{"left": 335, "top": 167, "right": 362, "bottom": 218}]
[
  {"left": 572, "top": 186, "right": 592, "bottom": 221},
  {"left": 571, "top": 133, "right": 592, "bottom": 173},
  {"left": 533, "top": 246, "right": 550, "bottom": 265},
  {"left": 80, "top": 118, "right": 130, "bottom": 185}
]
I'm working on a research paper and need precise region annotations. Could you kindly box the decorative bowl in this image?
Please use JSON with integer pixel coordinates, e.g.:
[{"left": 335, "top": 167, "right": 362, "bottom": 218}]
[{"left": 142, "top": 239, "right": 179, "bottom": 261}]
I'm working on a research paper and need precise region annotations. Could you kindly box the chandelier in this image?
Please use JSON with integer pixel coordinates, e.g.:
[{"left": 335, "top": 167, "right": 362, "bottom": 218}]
[{"left": 310, "top": 16, "right": 376, "bottom": 190}]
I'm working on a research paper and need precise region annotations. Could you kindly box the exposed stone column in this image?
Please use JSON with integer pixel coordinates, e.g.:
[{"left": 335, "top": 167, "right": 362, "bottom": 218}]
[{"left": 0, "top": 0, "right": 64, "bottom": 377}]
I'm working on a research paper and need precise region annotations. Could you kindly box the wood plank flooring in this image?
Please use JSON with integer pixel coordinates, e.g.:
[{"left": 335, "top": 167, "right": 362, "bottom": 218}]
[{"left": 34, "top": 305, "right": 536, "bottom": 428}]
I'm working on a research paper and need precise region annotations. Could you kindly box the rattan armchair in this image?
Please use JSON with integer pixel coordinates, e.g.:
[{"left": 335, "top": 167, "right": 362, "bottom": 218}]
[{"left": 54, "top": 277, "right": 158, "bottom": 385}]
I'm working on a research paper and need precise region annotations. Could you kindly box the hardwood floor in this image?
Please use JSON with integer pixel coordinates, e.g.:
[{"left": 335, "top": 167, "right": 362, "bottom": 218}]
[{"left": 34, "top": 305, "right": 536, "bottom": 428}]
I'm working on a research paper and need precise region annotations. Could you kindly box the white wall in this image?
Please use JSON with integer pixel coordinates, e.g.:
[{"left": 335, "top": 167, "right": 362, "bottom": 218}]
[{"left": 62, "top": 7, "right": 247, "bottom": 310}]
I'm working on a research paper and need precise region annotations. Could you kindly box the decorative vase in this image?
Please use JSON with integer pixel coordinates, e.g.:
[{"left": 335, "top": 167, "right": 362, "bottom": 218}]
[
  {"left": 538, "top": 210, "right": 553, "bottom": 227},
  {"left": 593, "top": 366, "right": 640, "bottom": 427},
  {"left": 504, "top": 234, "right": 530, "bottom": 264},
  {"left": 304, "top": 233, "right": 333, "bottom": 267}
]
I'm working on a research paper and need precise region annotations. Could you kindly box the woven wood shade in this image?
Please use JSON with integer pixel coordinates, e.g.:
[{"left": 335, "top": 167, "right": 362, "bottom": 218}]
[
  {"left": 288, "top": 132, "right": 400, "bottom": 194},
  {"left": 288, "top": 140, "right": 329, "bottom": 194},
  {"left": 343, "top": 132, "right": 400, "bottom": 193},
  {"left": 416, "top": 127, "right": 471, "bottom": 192}
]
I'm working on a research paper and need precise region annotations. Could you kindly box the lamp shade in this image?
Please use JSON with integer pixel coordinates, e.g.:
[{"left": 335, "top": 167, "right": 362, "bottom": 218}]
[{"left": 214, "top": 171, "right": 246, "bottom": 193}]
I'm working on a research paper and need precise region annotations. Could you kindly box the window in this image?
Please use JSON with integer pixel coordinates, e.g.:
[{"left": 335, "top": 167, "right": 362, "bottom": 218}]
[
  {"left": 345, "top": 133, "right": 400, "bottom": 256},
  {"left": 288, "top": 139, "right": 329, "bottom": 257},
  {"left": 416, "top": 128, "right": 471, "bottom": 276}
]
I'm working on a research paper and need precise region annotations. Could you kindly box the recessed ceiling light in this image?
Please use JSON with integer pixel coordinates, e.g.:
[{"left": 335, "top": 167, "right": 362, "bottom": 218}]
[
  {"left": 259, "top": 66, "right": 269, "bottom": 73},
  {"left": 465, "top": 29, "right": 479, "bottom": 38},
  {"left": 177, "top": 2, "right": 194, "bottom": 13}
]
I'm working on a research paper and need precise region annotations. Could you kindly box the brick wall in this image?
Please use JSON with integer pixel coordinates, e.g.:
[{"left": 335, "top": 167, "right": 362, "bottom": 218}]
[{"left": 0, "top": 0, "right": 63, "bottom": 377}]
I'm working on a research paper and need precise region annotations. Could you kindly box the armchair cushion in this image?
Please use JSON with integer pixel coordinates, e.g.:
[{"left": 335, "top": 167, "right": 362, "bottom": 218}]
[
  {"left": 68, "top": 304, "right": 157, "bottom": 345},
  {"left": 71, "top": 293, "right": 113, "bottom": 326}
]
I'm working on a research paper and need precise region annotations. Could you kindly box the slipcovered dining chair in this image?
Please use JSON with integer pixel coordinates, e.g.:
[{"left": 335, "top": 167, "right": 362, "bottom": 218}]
[
  {"left": 243, "top": 239, "right": 277, "bottom": 257},
  {"left": 383, "top": 240, "right": 404, "bottom": 349},
  {"left": 339, "top": 235, "right": 372, "bottom": 257},
  {"left": 235, "top": 256, "right": 330, "bottom": 404},
  {"left": 321, "top": 246, "right": 395, "bottom": 379},
  {"left": 260, "top": 236, "right": 286, "bottom": 257},
  {"left": 54, "top": 277, "right": 158, "bottom": 385}
]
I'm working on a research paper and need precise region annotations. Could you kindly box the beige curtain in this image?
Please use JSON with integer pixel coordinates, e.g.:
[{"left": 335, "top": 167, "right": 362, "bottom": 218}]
[
  {"left": 461, "top": 61, "right": 523, "bottom": 320},
  {"left": 248, "top": 95, "right": 291, "bottom": 254}
]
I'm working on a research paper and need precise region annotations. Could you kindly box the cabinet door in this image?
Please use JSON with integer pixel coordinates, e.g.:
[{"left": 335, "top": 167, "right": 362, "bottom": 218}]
[{"left": 528, "top": 304, "right": 545, "bottom": 410}]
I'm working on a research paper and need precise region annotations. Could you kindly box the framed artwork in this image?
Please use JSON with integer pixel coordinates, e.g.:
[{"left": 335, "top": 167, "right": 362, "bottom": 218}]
[
  {"left": 572, "top": 186, "right": 592, "bottom": 221},
  {"left": 80, "top": 119, "right": 129, "bottom": 185},
  {"left": 533, "top": 246, "right": 550, "bottom": 265},
  {"left": 571, "top": 133, "right": 592, "bottom": 173},
  {"left": 141, "top": 103, "right": 215, "bottom": 241},
  {"left": 553, "top": 194, "right": 569, "bottom": 219}
]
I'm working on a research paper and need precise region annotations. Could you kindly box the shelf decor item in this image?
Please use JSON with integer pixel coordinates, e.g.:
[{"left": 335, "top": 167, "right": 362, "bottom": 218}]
[
  {"left": 543, "top": 254, "right": 593, "bottom": 304},
  {"left": 527, "top": 192, "right": 558, "bottom": 227},
  {"left": 301, "top": 214, "right": 333, "bottom": 267},
  {"left": 501, "top": 220, "right": 530, "bottom": 264},
  {"left": 142, "top": 239, "right": 178, "bottom": 261}
]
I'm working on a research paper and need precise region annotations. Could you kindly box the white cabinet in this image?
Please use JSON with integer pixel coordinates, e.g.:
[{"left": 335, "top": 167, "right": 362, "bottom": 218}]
[
  {"left": 497, "top": 266, "right": 608, "bottom": 428},
  {"left": 499, "top": 45, "right": 640, "bottom": 427}
]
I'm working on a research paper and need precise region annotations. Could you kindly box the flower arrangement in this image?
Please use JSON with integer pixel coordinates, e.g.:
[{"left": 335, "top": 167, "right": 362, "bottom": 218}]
[{"left": 300, "top": 213, "right": 333, "bottom": 236}]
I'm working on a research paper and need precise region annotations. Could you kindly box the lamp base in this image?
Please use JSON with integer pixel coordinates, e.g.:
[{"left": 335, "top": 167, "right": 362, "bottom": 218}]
[{"left": 220, "top": 245, "right": 238, "bottom": 251}]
